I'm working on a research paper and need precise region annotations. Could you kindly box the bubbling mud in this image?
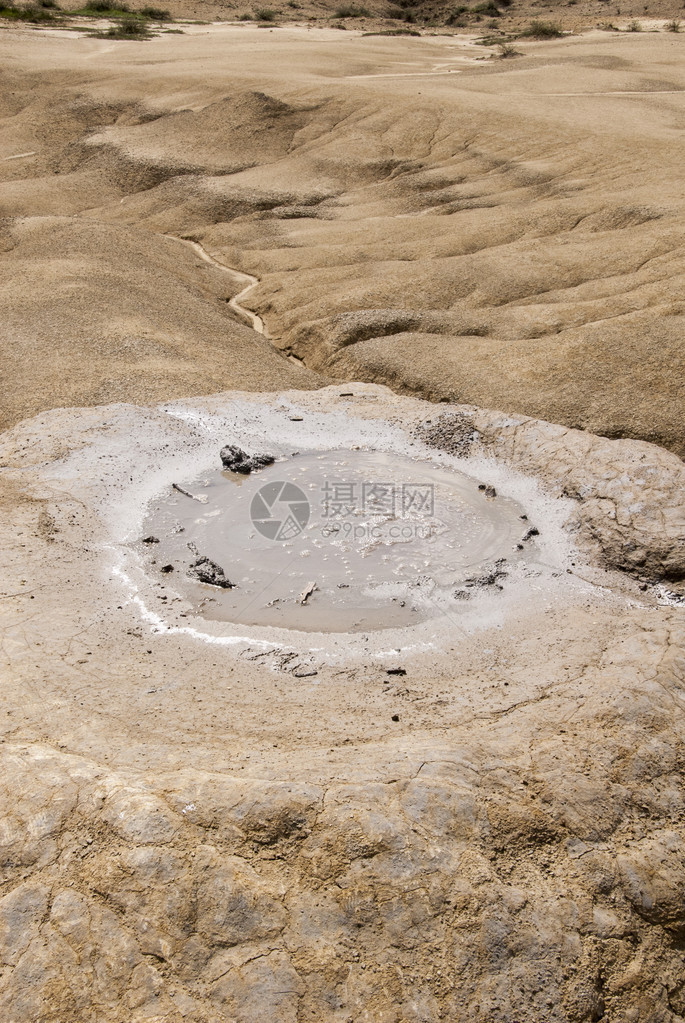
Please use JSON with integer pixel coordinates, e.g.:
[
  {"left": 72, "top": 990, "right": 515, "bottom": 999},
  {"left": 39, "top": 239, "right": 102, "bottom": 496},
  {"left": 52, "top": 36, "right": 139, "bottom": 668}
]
[{"left": 143, "top": 449, "right": 541, "bottom": 633}]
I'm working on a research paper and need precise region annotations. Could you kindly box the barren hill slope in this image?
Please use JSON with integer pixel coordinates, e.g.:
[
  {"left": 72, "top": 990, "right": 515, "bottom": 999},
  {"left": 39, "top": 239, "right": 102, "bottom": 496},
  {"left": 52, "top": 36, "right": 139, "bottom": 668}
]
[{"left": 1, "top": 26, "right": 684, "bottom": 451}]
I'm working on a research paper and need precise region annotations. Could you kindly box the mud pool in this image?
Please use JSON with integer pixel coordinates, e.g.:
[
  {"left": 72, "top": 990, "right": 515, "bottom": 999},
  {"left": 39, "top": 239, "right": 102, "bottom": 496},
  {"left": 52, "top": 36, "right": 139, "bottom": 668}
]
[{"left": 143, "top": 449, "right": 542, "bottom": 633}]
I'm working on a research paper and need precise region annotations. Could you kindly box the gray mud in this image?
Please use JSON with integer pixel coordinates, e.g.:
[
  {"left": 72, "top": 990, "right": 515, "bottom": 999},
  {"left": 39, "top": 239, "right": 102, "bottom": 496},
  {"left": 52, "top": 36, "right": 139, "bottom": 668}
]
[{"left": 143, "top": 449, "right": 539, "bottom": 633}]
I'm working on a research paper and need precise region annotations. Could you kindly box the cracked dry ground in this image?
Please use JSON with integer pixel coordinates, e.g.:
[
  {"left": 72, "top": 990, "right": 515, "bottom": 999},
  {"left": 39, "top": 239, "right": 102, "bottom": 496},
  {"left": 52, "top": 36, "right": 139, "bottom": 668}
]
[
  {"left": 2, "top": 575, "right": 685, "bottom": 1023},
  {"left": 1, "top": 21, "right": 685, "bottom": 1023}
]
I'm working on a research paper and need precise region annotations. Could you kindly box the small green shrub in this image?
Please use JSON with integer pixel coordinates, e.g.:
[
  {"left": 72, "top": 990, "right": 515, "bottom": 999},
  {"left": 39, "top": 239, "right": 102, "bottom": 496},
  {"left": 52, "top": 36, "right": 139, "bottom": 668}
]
[
  {"left": 519, "top": 19, "right": 564, "bottom": 37},
  {"left": 254, "top": 6, "right": 277, "bottom": 18},
  {"left": 666, "top": 17, "right": 680, "bottom": 30},
  {"left": 98, "top": 16, "right": 150, "bottom": 34},
  {"left": 627, "top": 18, "right": 641, "bottom": 29},
  {"left": 498, "top": 40, "right": 520, "bottom": 55}
]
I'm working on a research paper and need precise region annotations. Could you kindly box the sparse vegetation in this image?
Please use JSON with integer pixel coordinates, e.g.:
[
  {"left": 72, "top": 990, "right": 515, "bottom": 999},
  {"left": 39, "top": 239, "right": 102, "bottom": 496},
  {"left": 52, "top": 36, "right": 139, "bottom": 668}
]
[
  {"left": 518, "top": 19, "right": 564, "bottom": 37},
  {"left": 444, "top": 0, "right": 511, "bottom": 23},
  {"left": 627, "top": 18, "right": 641, "bottom": 29},
  {"left": 0, "top": 3, "right": 59, "bottom": 20},
  {"left": 334, "top": 3, "right": 370, "bottom": 16},
  {"left": 233, "top": 6, "right": 279, "bottom": 19},
  {"left": 97, "top": 16, "right": 150, "bottom": 34},
  {"left": 71, "top": 0, "right": 138, "bottom": 15},
  {"left": 140, "top": 5, "right": 170, "bottom": 18},
  {"left": 85, "top": 0, "right": 129, "bottom": 11},
  {"left": 0, "top": 0, "right": 168, "bottom": 35},
  {"left": 473, "top": 1, "right": 501, "bottom": 16},
  {"left": 446, "top": 5, "right": 468, "bottom": 24},
  {"left": 389, "top": 0, "right": 417, "bottom": 17},
  {"left": 498, "top": 40, "right": 520, "bottom": 55},
  {"left": 666, "top": 18, "right": 680, "bottom": 30},
  {"left": 70, "top": 0, "right": 169, "bottom": 18}
]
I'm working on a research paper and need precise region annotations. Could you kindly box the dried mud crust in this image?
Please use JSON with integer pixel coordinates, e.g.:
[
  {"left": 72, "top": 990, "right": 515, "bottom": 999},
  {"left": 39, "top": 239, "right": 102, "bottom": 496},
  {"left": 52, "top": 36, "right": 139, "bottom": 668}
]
[
  {"left": 2, "top": 689, "right": 685, "bottom": 1023},
  {"left": 0, "top": 385, "right": 684, "bottom": 1022},
  {"left": 417, "top": 408, "right": 685, "bottom": 582}
]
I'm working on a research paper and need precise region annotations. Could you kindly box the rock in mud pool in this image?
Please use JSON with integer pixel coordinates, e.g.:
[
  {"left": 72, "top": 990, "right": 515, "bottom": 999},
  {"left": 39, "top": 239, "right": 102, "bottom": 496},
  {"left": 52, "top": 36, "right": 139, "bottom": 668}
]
[{"left": 220, "top": 444, "right": 275, "bottom": 474}]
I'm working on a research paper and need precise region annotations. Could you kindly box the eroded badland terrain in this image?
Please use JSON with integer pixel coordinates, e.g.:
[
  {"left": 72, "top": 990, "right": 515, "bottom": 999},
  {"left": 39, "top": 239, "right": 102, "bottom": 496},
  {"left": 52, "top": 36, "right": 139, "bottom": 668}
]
[{"left": 1, "top": 16, "right": 685, "bottom": 1023}]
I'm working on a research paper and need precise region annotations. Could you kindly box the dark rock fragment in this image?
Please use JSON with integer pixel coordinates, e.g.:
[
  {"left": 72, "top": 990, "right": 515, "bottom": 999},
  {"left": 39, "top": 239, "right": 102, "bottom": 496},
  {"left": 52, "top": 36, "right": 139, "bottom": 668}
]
[
  {"left": 220, "top": 444, "right": 274, "bottom": 475},
  {"left": 189, "top": 556, "right": 235, "bottom": 588}
]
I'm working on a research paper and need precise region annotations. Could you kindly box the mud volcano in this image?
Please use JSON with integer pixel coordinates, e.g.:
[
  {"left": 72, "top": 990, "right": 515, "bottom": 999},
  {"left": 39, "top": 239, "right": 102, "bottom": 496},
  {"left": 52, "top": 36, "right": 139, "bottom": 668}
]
[
  {"left": 144, "top": 450, "right": 537, "bottom": 633},
  {"left": 1, "top": 384, "right": 685, "bottom": 1023}
]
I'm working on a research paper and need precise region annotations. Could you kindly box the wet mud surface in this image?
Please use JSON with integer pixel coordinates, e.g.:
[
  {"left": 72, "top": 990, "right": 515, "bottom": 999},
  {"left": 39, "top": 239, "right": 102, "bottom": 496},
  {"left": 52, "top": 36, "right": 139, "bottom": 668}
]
[{"left": 143, "top": 449, "right": 538, "bottom": 633}]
